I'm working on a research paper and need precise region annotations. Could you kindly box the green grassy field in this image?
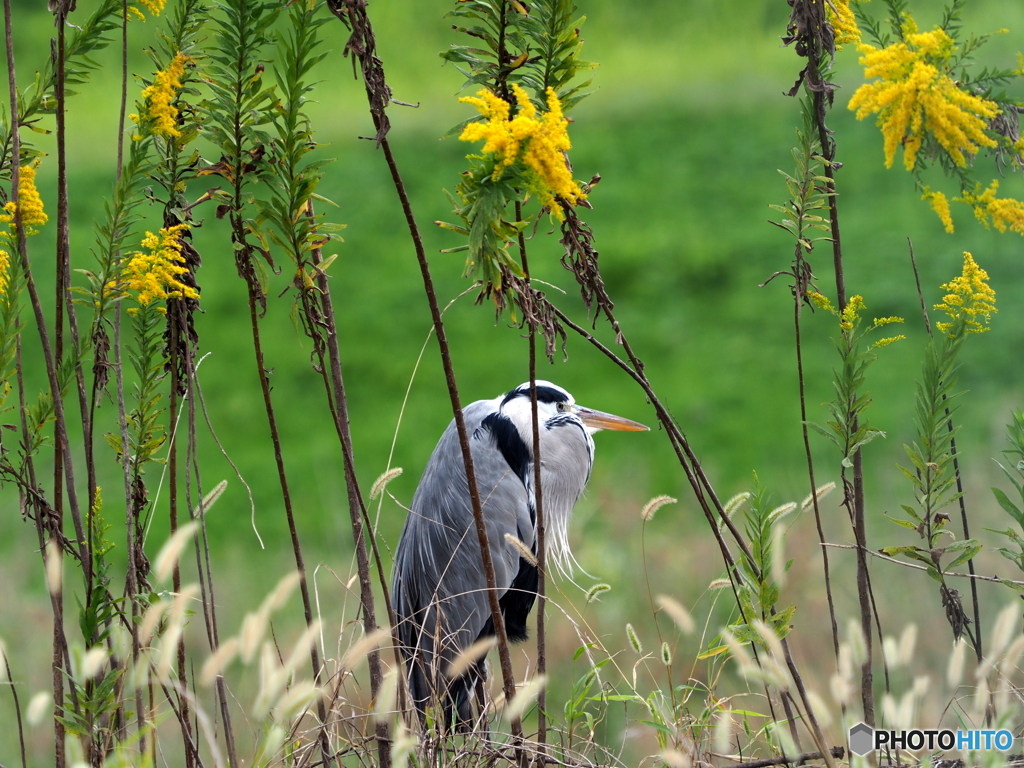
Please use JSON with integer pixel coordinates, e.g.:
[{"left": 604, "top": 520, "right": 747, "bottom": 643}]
[{"left": 1, "top": 0, "right": 1024, "bottom": 764}]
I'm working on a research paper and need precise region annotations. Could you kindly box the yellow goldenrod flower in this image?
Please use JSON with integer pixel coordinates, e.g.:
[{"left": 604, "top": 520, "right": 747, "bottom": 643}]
[
  {"left": 870, "top": 335, "right": 906, "bottom": 349},
  {"left": 136, "top": 52, "right": 190, "bottom": 138},
  {"left": 1, "top": 161, "right": 49, "bottom": 231},
  {"left": 0, "top": 249, "right": 9, "bottom": 295},
  {"left": 123, "top": 223, "right": 198, "bottom": 310},
  {"left": 460, "top": 84, "right": 585, "bottom": 218},
  {"left": 848, "top": 25, "right": 999, "bottom": 170},
  {"left": 827, "top": 0, "right": 861, "bottom": 48},
  {"left": 137, "top": 0, "right": 165, "bottom": 14},
  {"left": 934, "top": 251, "right": 996, "bottom": 334},
  {"left": 806, "top": 290, "right": 836, "bottom": 314},
  {"left": 921, "top": 187, "right": 954, "bottom": 233},
  {"left": 959, "top": 180, "right": 1024, "bottom": 235},
  {"left": 840, "top": 294, "right": 866, "bottom": 331}
]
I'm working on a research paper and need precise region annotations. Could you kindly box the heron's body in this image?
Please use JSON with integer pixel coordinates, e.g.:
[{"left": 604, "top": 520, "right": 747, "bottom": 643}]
[{"left": 392, "top": 382, "right": 645, "bottom": 726}]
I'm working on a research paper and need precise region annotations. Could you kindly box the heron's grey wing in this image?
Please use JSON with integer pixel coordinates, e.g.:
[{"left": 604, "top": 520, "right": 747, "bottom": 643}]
[{"left": 392, "top": 398, "right": 532, "bottom": 690}]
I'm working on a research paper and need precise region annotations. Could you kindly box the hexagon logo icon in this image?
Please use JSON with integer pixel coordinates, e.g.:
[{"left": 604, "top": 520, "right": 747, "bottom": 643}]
[{"left": 849, "top": 722, "right": 874, "bottom": 756}]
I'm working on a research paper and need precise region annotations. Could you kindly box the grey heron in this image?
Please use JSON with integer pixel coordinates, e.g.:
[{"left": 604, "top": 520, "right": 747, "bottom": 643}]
[{"left": 392, "top": 380, "right": 648, "bottom": 727}]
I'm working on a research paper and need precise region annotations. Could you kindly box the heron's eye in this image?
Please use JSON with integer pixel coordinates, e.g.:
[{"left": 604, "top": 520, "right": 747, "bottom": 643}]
[{"left": 557, "top": 402, "right": 566, "bottom": 412}]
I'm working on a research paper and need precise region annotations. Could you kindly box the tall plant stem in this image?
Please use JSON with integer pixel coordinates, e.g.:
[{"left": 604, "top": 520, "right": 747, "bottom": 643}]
[
  {"left": 328, "top": 2, "right": 522, "bottom": 743},
  {"left": 812, "top": 78, "right": 875, "bottom": 724},
  {"left": 515, "top": 201, "right": 548, "bottom": 754},
  {"left": 303, "top": 209, "right": 393, "bottom": 765},
  {"left": 6, "top": 7, "right": 68, "bottom": 765},
  {"left": 239, "top": 275, "right": 334, "bottom": 768},
  {"left": 791, "top": 252, "right": 840, "bottom": 665},
  {"left": 376, "top": 128, "right": 524, "bottom": 746},
  {"left": 908, "top": 241, "right": 983, "bottom": 664},
  {"left": 167, "top": 319, "right": 197, "bottom": 768}
]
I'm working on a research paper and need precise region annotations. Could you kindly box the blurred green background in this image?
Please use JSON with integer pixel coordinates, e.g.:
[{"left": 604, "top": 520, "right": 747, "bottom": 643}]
[{"left": 2, "top": 0, "right": 1024, "bottom": 762}]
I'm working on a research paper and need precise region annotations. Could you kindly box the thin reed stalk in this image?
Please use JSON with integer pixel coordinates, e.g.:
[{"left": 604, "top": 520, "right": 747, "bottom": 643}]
[{"left": 328, "top": 0, "right": 526, "bottom": 750}]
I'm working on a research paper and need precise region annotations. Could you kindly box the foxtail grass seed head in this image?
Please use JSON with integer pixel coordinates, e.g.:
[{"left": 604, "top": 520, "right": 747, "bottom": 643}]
[
  {"left": 770, "top": 524, "right": 788, "bottom": 588},
  {"left": 392, "top": 722, "right": 418, "bottom": 768},
  {"left": 0, "top": 639, "right": 6, "bottom": 683},
  {"left": 660, "top": 750, "right": 692, "bottom": 768},
  {"left": 284, "top": 620, "right": 322, "bottom": 676},
  {"left": 846, "top": 618, "right": 868, "bottom": 666},
  {"left": 972, "top": 676, "right": 990, "bottom": 723},
  {"left": 585, "top": 583, "right": 611, "bottom": 603},
  {"left": 723, "top": 491, "right": 751, "bottom": 518},
  {"left": 504, "top": 674, "right": 547, "bottom": 722},
  {"left": 139, "top": 599, "right": 169, "bottom": 646},
  {"left": 898, "top": 624, "right": 918, "bottom": 666},
  {"left": 807, "top": 689, "right": 834, "bottom": 727},
  {"left": 154, "top": 521, "right": 198, "bottom": 583},
  {"left": 830, "top": 672, "right": 851, "bottom": 706},
  {"left": 448, "top": 637, "right": 497, "bottom": 679},
  {"left": 989, "top": 602, "right": 1019, "bottom": 661},
  {"left": 625, "top": 623, "right": 643, "bottom": 654},
  {"left": 373, "top": 669, "right": 399, "bottom": 723},
  {"left": 262, "top": 571, "right": 302, "bottom": 615},
  {"left": 661, "top": 642, "right": 672, "bottom": 666},
  {"left": 194, "top": 479, "right": 228, "bottom": 516},
  {"left": 913, "top": 675, "right": 931, "bottom": 700},
  {"left": 26, "top": 691, "right": 51, "bottom": 726},
  {"left": 883, "top": 635, "right": 901, "bottom": 670},
  {"left": 721, "top": 628, "right": 754, "bottom": 672},
  {"left": 370, "top": 467, "right": 403, "bottom": 500},
  {"left": 504, "top": 533, "right": 538, "bottom": 566},
  {"left": 999, "top": 635, "right": 1024, "bottom": 680},
  {"left": 275, "top": 681, "right": 323, "bottom": 722},
  {"left": 947, "top": 638, "right": 967, "bottom": 688},
  {"left": 79, "top": 646, "right": 108, "bottom": 680},
  {"left": 766, "top": 501, "right": 797, "bottom": 524},
  {"left": 341, "top": 627, "right": 390, "bottom": 673},
  {"left": 708, "top": 578, "right": 732, "bottom": 590},
  {"left": 239, "top": 608, "right": 269, "bottom": 663},
  {"left": 656, "top": 594, "right": 695, "bottom": 635},
  {"left": 45, "top": 539, "right": 62, "bottom": 596},
  {"left": 713, "top": 708, "right": 733, "bottom": 756},
  {"left": 201, "top": 637, "right": 239, "bottom": 687},
  {"left": 258, "top": 725, "right": 287, "bottom": 763},
  {"left": 642, "top": 494, "right": 677, "bottom": 521}
]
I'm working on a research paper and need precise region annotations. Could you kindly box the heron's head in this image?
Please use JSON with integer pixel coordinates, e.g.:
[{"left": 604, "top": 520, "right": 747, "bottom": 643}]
[{"left": 500, "top": 380, "right": 648, "bottom": 435}]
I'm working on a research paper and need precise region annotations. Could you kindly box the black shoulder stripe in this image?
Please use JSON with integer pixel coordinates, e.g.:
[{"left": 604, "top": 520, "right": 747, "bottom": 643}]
[{"left": 480, "top": 412, "right": 530, "bottom": 485}]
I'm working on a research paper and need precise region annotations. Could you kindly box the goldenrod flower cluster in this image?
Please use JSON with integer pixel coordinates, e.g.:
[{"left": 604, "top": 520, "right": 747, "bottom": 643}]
[
  {"left": 934, "top": 251, "right": 996, "bottom": 335},
  {"left": 849, "top": 25, "right": 999, "bottom": 170},
  {"left": 0, "top": 249, "right": 9, "bottom": 295},
  {"left": 133, "top": 52, "right": 189, "bottom": 138},
  {"left": 138, "top": 0, "right": 165, "bottom": 14},
  {"left": 827, "top": 0, "right": 861, "bottom": 48},
  {"left": 921, "top": 187, "right": 954, "bottom": 233},
  {"left": 807, "top": 291, "right": 904, "bottom": 346},
  {"left": 960, "top": 180, "right": 1024, "bottom": 235},
  {"left": 1, "top": 161, "right": 49, "bottom": 231},
  {"left": 460, "top": 84, "right": 585, "bottom": 218},
  {"left": 0, "top": 161, "right": 48, "bottom": 295},
  {"left": 123, "top": 224, "right": 198, "bottom": 311}
]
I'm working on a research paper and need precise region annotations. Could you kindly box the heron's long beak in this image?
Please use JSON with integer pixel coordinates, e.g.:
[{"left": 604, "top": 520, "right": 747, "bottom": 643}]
[{"left": 576, "top": 406, "right": 649, "bottom": 432}]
